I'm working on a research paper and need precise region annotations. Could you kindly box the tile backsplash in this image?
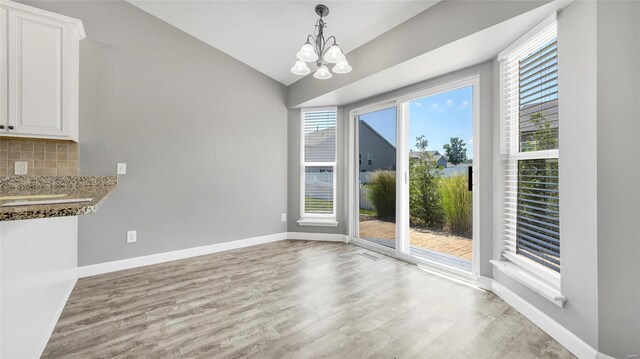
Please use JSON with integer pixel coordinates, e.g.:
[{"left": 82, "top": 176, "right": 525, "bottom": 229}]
[{"left": 0, "top": 138, "right": 79, "bottom": 176}]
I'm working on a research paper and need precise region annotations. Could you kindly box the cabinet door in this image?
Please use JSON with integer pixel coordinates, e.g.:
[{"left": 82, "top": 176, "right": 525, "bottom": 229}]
[
  {"left": 0, "top": 8, "right": 7, "bottom": 134},
  {"left": 7, "top": 10, "right": 70, "bottom": 138}
]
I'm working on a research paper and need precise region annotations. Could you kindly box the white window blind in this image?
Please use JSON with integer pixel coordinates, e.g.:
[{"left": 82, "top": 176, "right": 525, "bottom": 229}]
[
  {"left": 301, "top": 108, "right": 337, "bottom": 217},
  {"left": 501, "top": 22, "right": 560, "bottom": 275}
]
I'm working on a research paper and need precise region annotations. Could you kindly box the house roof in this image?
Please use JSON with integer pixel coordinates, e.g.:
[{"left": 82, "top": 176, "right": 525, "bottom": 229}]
[
  {"left": 410, "top": 150, "right": 443, "bottom": 158},
  {"left": 305, "top": 127, "right": 336, "bottom": 147}
]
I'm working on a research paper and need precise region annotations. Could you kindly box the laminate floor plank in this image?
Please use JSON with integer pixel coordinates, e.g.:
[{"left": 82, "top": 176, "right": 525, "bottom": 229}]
[{"left": 42, "top": 240, "right": 575, "bottom": 358}]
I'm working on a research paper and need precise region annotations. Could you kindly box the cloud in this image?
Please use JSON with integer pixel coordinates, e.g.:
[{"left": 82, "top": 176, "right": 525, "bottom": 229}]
[
  {"left": 446, "top": 99, "right": 454, "bottom": 107},
  {"left": 414, "top": 101, "right": 423, "bottom": 107},
  {"left": 461, "top": 100, "right": 469, "bottom": 107},
  {"left": 468, "top": 138, "right": 473, "bottom": 144}
]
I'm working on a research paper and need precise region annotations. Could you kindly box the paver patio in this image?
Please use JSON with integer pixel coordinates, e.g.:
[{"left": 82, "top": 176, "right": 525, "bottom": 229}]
[{"left": 359, "top": 219, "right": 472, "bottom": 260}]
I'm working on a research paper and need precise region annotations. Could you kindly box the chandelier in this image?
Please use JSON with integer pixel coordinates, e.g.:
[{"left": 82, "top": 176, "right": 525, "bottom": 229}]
[{"left": 291, "top": 4, "right": 352, "bottom": 80}]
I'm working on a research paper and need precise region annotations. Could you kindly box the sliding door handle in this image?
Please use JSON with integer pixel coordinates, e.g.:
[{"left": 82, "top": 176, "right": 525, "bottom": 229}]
[{"left": 468, "top": 165, "right": 473, "bottom": 192}]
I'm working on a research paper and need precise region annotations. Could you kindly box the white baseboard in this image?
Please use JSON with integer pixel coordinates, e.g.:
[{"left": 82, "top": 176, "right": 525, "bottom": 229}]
[
  {"left": 78, "top": 232, "right": 288, "bottom": 278},
  {"left": 596, "top": 352, "right": 616, "bottom": 359},
  {"left": 476, "top": 275, "right": 493, "bottom": 291},
  {"left": 286, "top": 232, "right": 348, "bottom": 242},
  {"left": 595, "top": 352, "right": 617, "bottom": 359},
  {"left": 490, "top": 280, "right": 598, "bottom": 359},
  {"left": 36, "top": 277, "right": 77, "bottom": 359},
  {"left": 78, "top": 231, "right": 349, "bottom": 278}
]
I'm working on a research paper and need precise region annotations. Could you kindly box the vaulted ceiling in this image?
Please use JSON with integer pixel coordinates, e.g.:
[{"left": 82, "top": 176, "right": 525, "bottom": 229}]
[{"left": 127, "top": 1, "right": 439, "bottom": 86}]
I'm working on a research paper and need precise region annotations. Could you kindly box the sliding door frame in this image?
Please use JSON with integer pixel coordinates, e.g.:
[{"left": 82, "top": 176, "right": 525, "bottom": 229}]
[
  {"left": 349, "top": 100, "right": 402, "bottom": 249},
  {"left": 347, "top": 75, "right": 481, "bottom": 280}
]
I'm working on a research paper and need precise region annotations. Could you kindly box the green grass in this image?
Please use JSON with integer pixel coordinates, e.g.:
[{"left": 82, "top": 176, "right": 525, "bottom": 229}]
[{"left": 359, "top": 208, "right": 377, "bottom": 216}]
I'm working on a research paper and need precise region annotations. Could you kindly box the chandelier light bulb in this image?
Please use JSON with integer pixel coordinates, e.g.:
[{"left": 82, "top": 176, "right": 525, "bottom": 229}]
[
  {"left": 314, "top": 64, "right": 332, "bottom": 80},
  {"left": 323, "top": 44, "right": 345, "bottom": 64},
  {"left": 291, "top": 60, "right": 311, "bottom": 76},
  {"left": 296, "top": 42, "right": 318, "bottom": 62},
  {"left": 332, "top": 60, "right": 352, "bottom": 74}
]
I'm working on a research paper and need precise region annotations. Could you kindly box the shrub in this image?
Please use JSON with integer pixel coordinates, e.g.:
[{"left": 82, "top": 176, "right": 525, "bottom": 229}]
[
  {"left": 368, "top": 171, "right": 396, "bottom": 219},
  {"left": 409, "top": 136, "right": 443, "bottom": 228},
  {"left": 439, "top": 174, "right": 472, "bottom": 236}
]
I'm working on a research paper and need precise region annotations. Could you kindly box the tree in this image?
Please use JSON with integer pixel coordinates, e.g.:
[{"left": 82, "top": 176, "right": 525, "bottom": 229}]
[
  {"left": 523, "top": 111, "right": 557, "bottom": 151},
  {"left": 443, "top": 137, "right": 467, "bottom": 165},
  {"left": 409, "top": 136, "right": 443, "bottom": 228}
]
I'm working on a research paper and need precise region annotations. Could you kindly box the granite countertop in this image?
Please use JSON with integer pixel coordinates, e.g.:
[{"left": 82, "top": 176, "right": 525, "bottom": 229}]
[{"left": 0, "top": 176, "right": 117, "bottom": 221}]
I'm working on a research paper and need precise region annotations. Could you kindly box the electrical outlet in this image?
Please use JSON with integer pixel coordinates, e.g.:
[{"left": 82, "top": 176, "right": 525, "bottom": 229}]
[
  {"left": 126, "top": 230, "right": 137, "bottom": 243},
  {"left": 14, "top": 161, "right": 27, "bottom": 175},
  {"left": 281, "top": 213, "right": 287, "bottom": 222},
  {"left": 117, "top": 163, "right": 127, "bottom": 175}
]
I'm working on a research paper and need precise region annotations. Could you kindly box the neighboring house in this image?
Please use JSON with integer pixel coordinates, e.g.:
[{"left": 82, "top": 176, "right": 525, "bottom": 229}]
[
  {"left": 305, "top": 126, "right": 336, "bottom": 177},
  {"left": 359, "top": 120, "right": 396, "bottom": 172},
  {"left": 410, "top": 150, "right": 448, "bottom": 168}
]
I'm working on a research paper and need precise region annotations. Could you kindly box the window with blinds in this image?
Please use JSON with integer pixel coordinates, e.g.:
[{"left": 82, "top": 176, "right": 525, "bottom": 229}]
[
  {"left": 501, "top": 22, "right": 560, "bottom": 274},
  {"left": 301, "top": 108, "right": 337, "bottom": 217}
]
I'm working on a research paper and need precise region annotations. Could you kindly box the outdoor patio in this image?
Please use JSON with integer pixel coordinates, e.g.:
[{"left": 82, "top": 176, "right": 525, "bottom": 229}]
[{"left": 359, "top": 219, "right": 472, "bottom": 260}]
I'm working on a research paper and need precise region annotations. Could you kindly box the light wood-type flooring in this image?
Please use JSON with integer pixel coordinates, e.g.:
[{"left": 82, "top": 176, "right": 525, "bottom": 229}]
[{"left": 43, "top": 240, "right": 574, "bottom": 358}]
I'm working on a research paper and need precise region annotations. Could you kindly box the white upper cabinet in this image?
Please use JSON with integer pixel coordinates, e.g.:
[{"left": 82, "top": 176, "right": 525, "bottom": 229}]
[{"left": 0, "top": 0, "right": 85, "bottom": 142}]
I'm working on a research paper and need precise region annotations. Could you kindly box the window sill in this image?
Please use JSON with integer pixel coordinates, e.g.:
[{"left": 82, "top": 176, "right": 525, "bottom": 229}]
[
  {"left": 491, "top": 260, "right": 566, "bottom": 308},
  {"left": 297, "top": 218, "right": 339, "bottom": 227}
]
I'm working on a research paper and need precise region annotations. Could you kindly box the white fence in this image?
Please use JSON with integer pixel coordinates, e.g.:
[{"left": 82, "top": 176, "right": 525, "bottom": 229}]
[
  {"left": 359, "top": 172, "right": 375, "bottom": 184},
  {"left": 359, "top": 165, "right": 469, "bottom": 184},
  {"left": 359, "top": 186, "right": 375, "bottom": 211}
]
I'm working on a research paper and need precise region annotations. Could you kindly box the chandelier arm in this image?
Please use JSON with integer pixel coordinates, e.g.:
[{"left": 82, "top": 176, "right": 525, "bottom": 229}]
[{"left": 306, "top": 34, "right": 316, "bottom": 44}]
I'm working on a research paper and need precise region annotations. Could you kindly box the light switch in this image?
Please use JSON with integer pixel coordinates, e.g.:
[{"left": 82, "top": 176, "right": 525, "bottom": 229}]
[{"left": 117, "top": 163, "right": 127, "bottom": 175}]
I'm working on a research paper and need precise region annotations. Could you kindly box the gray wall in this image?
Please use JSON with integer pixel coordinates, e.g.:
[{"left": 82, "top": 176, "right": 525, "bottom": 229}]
[
  {"left": 20, "top": 0, "right": 288, "bottom": 266},
  {"left": 596, "top": 1, "right": 640, "bottom": 357},
  {"left": 492, "top": 1, "right": 600, "bottom": 349}
]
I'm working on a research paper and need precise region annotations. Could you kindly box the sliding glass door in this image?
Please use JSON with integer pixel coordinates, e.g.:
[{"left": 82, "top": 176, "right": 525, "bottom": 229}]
[
  {"left": 351, "top": 78, "right": 478, "bottom": 275},
  {"left": 355, "top": 106, "right": 397, "bottom": 249},
  {"left": 406, "top": 86, "right": 474, "bottom": 271}
]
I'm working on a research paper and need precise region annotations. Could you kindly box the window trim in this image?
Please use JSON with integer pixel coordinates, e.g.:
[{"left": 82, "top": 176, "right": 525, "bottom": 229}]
[
  {"left": 496, "top": 16, "right": 562, "bottom": 301},
  {"left": 299, "top": 107, "right": 338, "bottom": 224}
]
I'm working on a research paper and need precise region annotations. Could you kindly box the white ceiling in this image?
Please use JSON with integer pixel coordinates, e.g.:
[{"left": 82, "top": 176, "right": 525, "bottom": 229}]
[{"left": 127, "top": 1, "right": 439, "bottom": 86}]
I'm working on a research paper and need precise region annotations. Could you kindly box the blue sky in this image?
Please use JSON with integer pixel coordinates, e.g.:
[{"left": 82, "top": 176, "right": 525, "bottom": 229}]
[{"left": 360, "top": 85, "right": 473, "bottom": 159}]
